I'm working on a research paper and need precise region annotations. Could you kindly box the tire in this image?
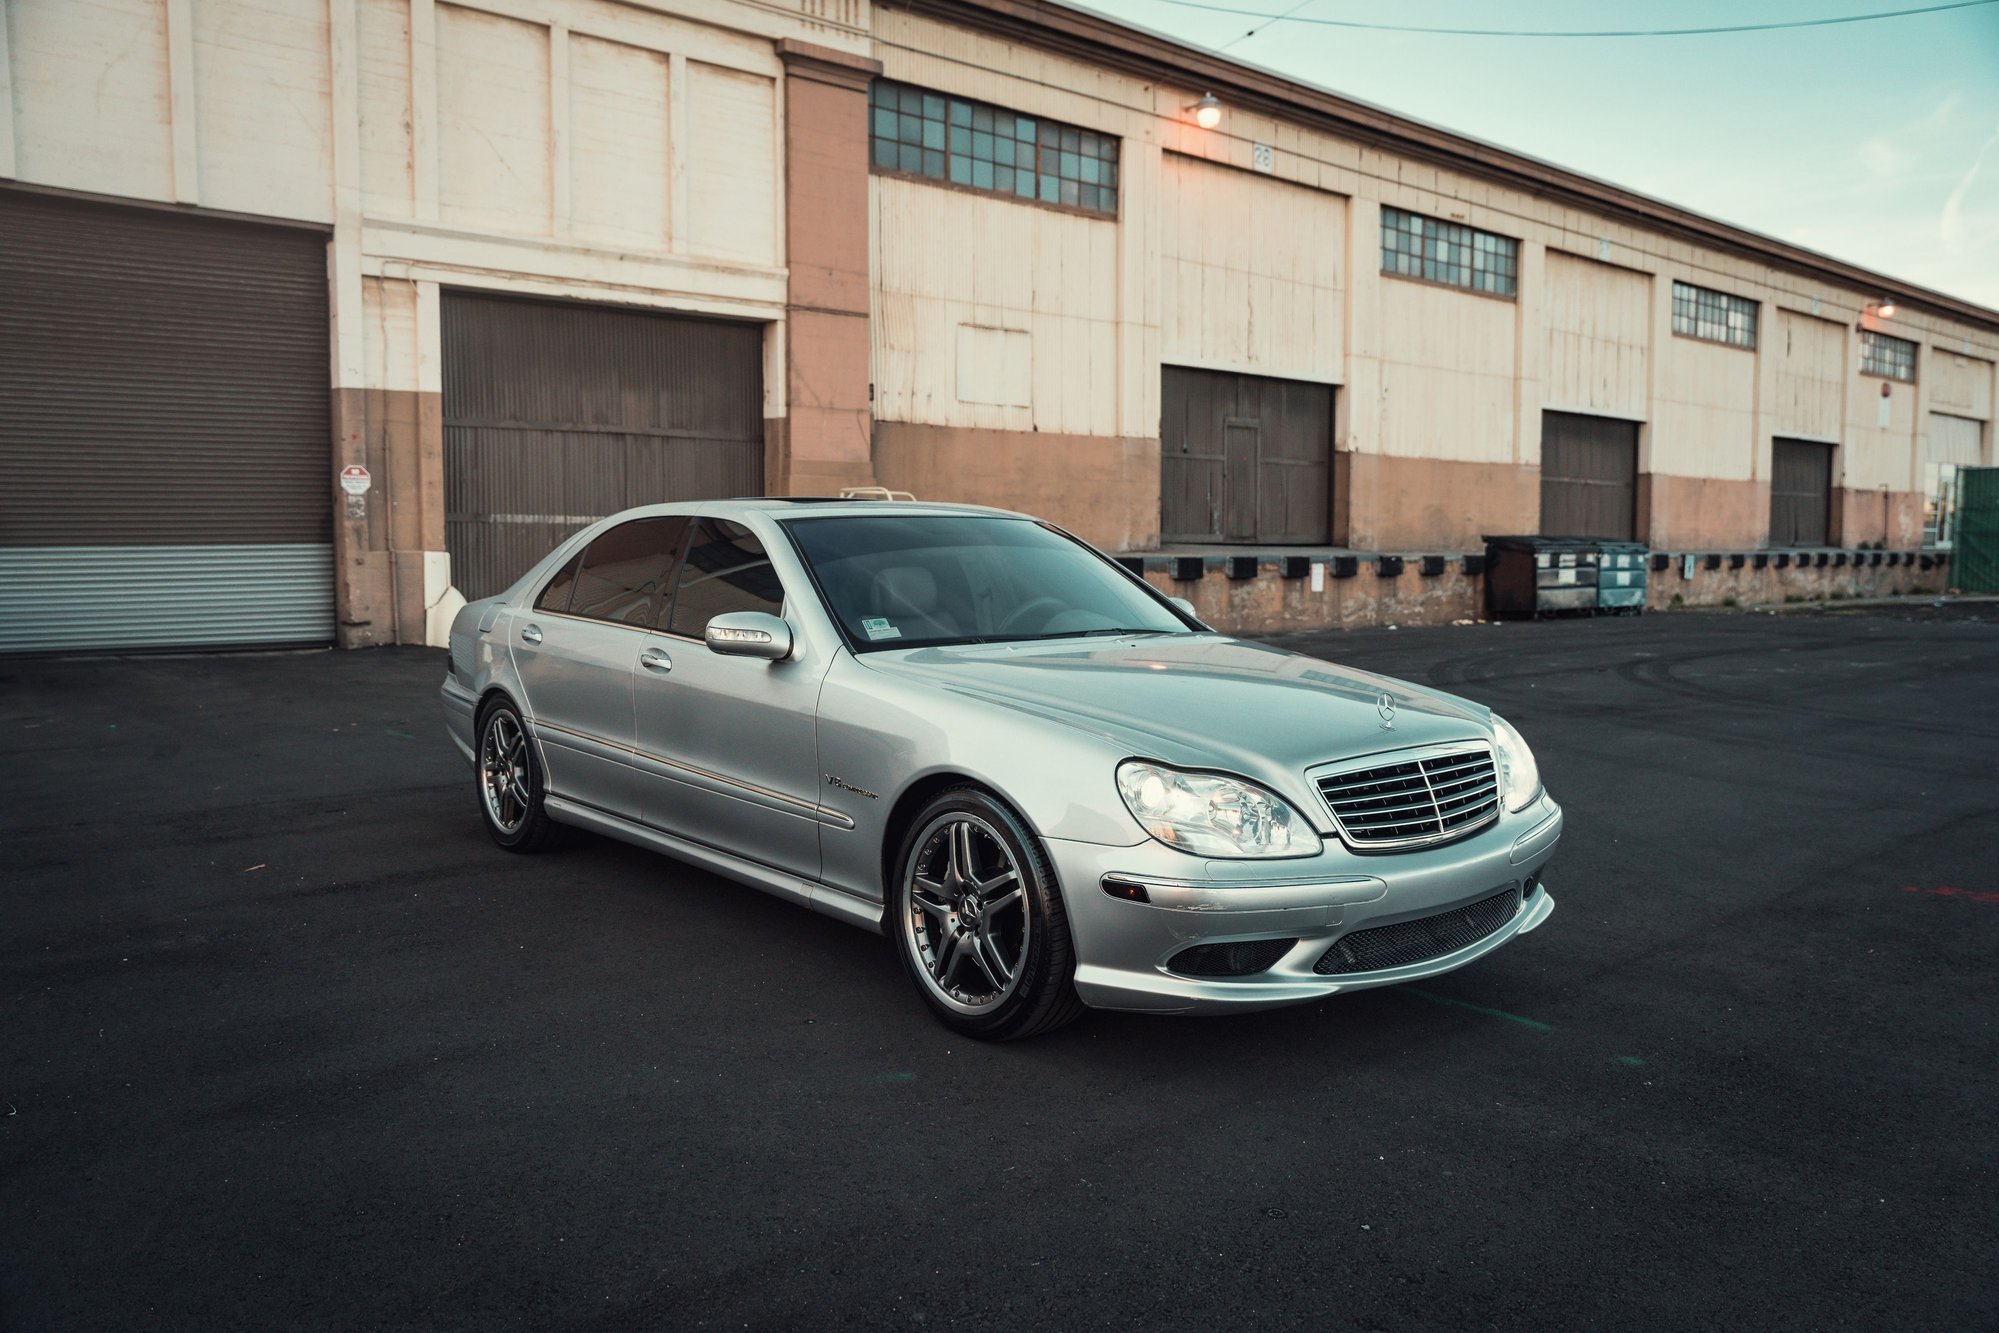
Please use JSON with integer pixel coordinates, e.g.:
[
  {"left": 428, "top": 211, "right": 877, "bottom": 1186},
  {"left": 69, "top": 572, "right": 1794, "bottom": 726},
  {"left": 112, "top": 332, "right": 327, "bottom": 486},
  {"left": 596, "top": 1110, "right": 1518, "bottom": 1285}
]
[
  {"left": 474, "top": 697, "right": 561, "bottom": 853},
  {"left": 890, "top": 786, "right": 1085, "bottom": 1040}
]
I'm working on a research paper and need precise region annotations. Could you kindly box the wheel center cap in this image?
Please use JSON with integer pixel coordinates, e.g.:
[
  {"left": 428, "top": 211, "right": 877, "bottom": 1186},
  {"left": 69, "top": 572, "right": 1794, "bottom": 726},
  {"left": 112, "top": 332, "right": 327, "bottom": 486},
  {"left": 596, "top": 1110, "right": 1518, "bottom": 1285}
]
[{"left": 958, "top": 895, "right": 980, "bottom": 923}]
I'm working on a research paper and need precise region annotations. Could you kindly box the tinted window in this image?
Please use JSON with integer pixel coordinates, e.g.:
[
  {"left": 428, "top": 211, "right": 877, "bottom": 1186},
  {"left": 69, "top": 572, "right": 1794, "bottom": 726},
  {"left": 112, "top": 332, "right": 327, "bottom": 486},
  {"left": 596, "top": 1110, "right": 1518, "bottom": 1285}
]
[
  {"left": 785, "top": 515, "right": 1186, "bottom": 650},
  {"left": 667, "top": 518, "right": 784, "bottom": 637},
  {"left": 535, "top": 551, "right": 582, "bottom": 612},
  {"left": 568, "top": 517, "right": 689, "bottom": 627}
]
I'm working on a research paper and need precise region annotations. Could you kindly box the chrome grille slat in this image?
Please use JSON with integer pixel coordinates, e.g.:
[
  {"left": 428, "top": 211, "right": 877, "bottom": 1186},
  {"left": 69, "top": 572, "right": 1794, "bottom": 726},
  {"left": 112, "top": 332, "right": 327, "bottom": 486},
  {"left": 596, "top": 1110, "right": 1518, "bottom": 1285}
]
[{"left": 1314, "top": 744, "right": 1501, "bottom": 850}]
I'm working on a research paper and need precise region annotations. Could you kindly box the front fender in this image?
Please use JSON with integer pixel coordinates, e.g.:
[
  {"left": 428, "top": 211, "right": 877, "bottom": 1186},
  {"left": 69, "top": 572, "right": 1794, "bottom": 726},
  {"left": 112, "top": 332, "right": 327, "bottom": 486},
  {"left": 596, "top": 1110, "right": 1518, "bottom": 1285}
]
[{"left": 814, "top": 653, "right": 1146, "bottom": 905}]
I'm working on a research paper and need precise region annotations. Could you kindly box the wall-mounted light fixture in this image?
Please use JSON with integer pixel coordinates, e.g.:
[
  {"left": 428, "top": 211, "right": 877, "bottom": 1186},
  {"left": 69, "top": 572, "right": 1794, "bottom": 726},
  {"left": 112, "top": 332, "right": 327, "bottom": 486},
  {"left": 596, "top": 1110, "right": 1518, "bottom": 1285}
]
[
  {"left": 1186, "top": 93, "right": 1222, "bottom": 129},
  {"left": 1863, "top": 299, "right": 1898, "bottom": 321}
]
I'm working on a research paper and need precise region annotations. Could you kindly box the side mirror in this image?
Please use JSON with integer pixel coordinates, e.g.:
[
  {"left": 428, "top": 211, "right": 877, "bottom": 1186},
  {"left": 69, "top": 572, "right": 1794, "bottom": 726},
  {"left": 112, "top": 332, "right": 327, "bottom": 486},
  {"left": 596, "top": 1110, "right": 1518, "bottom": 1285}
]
[
  {"left": 1168, "top": 596, "right": 1197, "bottom": 616},
  {"left": 704, "top": 611, "right": 793, "bottom": 661}
]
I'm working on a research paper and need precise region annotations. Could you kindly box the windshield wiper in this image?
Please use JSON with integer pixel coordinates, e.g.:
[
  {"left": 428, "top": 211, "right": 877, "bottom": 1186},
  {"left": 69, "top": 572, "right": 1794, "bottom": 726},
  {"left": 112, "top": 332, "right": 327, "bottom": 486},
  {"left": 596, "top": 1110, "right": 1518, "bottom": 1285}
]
[{"left": 1020, "top": 627, "right": 1181, "bottom": 641}]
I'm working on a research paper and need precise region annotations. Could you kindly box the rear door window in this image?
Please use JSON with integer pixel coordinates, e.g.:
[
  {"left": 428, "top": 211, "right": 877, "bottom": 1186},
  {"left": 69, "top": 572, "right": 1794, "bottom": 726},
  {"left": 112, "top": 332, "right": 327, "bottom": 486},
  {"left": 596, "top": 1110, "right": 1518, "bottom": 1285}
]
[
  {"left": 535, "top": 552, "right": 582, "bottom": 612},
  {"left": 567, "top": 517, "right": 691, "bottom": 628},
  {"left": 666, "top": 518, "right": 784, "bottom": 637}
]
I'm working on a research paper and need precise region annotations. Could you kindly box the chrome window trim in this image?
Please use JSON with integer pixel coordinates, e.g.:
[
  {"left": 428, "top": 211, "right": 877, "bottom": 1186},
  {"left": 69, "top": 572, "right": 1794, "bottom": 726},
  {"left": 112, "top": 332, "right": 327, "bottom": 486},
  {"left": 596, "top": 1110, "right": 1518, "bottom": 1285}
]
[{"left": 1307, "top": 740, "right": 1501, "bottom": 853}]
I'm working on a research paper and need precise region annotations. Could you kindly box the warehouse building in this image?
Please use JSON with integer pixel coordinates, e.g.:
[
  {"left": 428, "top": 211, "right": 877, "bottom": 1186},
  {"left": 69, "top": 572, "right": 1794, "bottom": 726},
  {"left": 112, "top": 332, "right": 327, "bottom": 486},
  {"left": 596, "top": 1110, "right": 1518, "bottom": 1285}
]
[{"left": 1, "top": 0, "right": 1994, "bottom": 652}]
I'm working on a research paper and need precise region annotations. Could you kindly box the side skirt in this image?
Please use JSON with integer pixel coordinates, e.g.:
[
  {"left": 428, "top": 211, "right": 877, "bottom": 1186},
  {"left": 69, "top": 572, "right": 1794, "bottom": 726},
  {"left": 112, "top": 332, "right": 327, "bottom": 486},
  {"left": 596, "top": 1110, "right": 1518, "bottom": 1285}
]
[{"left": 542, "top": 795, "right": 886, "bottom": 935}]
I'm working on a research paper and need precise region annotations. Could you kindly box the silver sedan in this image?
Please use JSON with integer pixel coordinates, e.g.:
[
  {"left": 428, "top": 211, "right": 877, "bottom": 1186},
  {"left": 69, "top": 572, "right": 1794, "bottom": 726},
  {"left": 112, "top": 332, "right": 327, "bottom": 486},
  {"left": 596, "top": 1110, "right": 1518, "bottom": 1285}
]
[{"left": 440, "top": 499, "right": 1561, "bottom": 1039}]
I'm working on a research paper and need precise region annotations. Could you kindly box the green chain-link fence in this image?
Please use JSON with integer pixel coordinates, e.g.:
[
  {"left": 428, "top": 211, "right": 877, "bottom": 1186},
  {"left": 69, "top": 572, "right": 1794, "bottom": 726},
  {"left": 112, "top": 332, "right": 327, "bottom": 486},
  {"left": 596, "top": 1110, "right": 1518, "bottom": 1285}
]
[{"left": 1957, "top": 467, "right": 1999, "bottom": 593}]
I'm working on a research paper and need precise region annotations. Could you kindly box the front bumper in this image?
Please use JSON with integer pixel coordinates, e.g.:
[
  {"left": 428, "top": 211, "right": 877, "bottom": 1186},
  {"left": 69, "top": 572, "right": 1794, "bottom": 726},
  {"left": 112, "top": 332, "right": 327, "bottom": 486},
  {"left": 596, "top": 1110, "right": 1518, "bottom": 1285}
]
[{"left": 1050, "top": 794, "right": 1563, "bottom": 1014}]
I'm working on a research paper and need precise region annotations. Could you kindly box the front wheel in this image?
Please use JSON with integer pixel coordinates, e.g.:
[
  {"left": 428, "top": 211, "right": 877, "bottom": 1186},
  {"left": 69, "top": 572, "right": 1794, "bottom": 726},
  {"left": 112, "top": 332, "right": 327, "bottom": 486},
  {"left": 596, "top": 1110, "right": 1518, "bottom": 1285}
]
[
  {"left": 476, "top": 699, "right": 560, "bottom": 852},
  {"left": 891, "top": 787, "right": 1084, "bottom": 1040}
]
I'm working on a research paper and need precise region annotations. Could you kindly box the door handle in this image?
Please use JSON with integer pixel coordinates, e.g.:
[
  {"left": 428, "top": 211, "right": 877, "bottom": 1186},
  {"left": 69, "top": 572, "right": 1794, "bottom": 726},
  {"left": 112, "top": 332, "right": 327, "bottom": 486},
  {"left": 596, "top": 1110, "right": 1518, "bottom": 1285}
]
[
  {"left": 521, "top": 623, "right": 543, "bottom": 645},
  {"left": 639, "top": 648, "right": 672, "bottom": 673}
]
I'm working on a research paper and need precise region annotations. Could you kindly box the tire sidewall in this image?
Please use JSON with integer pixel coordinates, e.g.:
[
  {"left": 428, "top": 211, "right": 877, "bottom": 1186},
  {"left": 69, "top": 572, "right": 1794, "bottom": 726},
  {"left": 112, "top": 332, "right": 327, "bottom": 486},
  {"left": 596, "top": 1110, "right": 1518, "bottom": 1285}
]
[{"left": 892, "top": 788, "right": 1070, "bottom": 1039}]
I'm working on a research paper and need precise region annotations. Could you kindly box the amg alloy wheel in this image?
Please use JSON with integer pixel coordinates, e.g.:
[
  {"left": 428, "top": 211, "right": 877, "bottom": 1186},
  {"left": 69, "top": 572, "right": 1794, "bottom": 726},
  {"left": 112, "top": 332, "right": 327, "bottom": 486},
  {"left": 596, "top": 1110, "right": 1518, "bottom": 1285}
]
[
  {"left": 476, "top": 700, "right": 559, "bottom": 852},
  {"left": 893, "top": 787, "right": 1083, "bottom": 1039}
]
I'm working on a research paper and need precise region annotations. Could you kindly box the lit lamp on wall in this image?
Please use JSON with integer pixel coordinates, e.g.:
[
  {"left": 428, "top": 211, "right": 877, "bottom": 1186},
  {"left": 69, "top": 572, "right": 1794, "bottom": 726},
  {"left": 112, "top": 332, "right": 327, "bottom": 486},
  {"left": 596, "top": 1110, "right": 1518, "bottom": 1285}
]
[
  {"left": 1861, "top": 299, "right": 1897, "bottom": 326},
  {"left": 1187, "top": 93, "right": 1223, "bottom": 129}
]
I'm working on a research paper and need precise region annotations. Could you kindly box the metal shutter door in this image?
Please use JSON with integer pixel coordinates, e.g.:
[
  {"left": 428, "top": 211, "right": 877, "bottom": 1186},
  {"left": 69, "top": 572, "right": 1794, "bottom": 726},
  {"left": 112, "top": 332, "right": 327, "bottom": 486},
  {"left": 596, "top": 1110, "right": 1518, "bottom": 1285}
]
[
  {"left": 1927, "top": 414, "right": 1983, "bottom": 467},
  {"left": 0, "top": 189, "right": 332, "bottom": 652},
  {"left": 442, "top": 292, "right": 764, "bottom": 602},
  {"left": 1539, "top": 411, "right": 1638, "bottom": 540},
  {"left": 1159, "top": 367, "right": 1332, "bottom": 545},
  {"left": 1770, "top": 439, "right": 1833, "bottom": 547}
]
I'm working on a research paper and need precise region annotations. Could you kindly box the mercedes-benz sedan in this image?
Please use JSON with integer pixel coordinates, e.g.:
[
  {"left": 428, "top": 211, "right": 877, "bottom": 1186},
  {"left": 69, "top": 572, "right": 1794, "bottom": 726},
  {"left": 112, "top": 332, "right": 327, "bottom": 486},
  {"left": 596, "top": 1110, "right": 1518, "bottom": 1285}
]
[{"left": 440, "top": 499, "right": 1561, "bottom": 1039}]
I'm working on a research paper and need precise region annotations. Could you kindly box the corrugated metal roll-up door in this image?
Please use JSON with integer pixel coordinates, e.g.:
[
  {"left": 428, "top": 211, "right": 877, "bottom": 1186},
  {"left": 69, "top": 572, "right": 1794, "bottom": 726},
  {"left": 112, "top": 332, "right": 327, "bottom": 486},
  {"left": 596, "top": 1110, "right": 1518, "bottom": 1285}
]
[
  {"left": 1159, "top": 367, "right": 1333, "bottom": 545},
  {"left": 1539, "top": 411, "right": 1638, "bottom": 540},
  {"left": 442, "top": 292, "right": 765, "bottom": 602},
  {"left": 1770, "top": 438, "right": 1834, "bottom": 547},
  {"left": 0, "top": 189, "right": 332, "bottom": 652},
  {"left": 1924, "top": 414, "right": 1983, "bottom": 547}
]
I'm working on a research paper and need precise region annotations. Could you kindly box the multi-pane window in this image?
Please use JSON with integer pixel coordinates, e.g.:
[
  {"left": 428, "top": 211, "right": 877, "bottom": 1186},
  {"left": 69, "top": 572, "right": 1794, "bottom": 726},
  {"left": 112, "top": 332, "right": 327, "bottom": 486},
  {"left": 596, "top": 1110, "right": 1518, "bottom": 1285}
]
[
  {"left": 869, "top": 79, "right": 1119, "bottom": 216},
  {"left": 1860, "top": 330, "right": 1917, "bottom": 382},
  {"left": 1380, "top": 206, "right": 1518, "bottom": 298},
  {"left": 1671, "top": 281, "right": 1758, "bottom": 349}
]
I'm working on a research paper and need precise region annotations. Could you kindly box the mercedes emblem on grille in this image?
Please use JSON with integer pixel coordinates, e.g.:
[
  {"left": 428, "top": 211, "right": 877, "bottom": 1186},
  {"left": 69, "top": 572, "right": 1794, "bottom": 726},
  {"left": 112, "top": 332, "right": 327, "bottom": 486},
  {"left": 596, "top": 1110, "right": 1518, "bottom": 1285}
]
[{"left": 1377, "top": 691, "right": 1396, "bottom": 730}]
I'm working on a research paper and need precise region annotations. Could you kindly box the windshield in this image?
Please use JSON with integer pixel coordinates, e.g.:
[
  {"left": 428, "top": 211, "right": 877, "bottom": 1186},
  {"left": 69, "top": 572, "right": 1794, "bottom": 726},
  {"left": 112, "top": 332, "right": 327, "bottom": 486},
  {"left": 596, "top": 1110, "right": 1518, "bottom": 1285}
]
[{"left": 784, "top": 515, "right": 1191, "bottom": 650}]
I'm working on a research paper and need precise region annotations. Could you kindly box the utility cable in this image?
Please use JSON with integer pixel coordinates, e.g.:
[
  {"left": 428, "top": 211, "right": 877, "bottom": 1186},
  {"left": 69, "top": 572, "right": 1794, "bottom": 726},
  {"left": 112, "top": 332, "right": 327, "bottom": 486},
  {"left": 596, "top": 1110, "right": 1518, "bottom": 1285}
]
[{"left": 1132, "top": 0, "right": 1999, "bottom": 39}]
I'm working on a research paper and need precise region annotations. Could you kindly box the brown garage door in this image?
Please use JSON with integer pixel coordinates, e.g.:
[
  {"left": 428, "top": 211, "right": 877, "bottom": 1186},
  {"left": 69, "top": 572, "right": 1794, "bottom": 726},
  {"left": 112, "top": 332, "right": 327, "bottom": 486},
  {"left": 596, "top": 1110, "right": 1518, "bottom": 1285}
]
[
  {"left": 1540, "top": 411, "right": 1639, "bottom": 540},
  {"left": 1160, "top": 367, "right": 1333, "bottom": 544},
  {"left": 1770, "top": 438, "right": 1833, "bottom": 546},
  {"left": 0, "top": 189, "right": 333, "bottom": 653},
  {"left": 442, "top": 292, "right": 764, "bottom": 601}
]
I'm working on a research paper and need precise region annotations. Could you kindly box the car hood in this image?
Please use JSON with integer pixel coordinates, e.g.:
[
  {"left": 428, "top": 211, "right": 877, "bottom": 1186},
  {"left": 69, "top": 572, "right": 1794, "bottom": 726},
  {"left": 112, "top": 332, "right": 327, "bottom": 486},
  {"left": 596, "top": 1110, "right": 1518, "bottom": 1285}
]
[{"left": 859, "top": 633, "right": 1492, "bottom": 779}]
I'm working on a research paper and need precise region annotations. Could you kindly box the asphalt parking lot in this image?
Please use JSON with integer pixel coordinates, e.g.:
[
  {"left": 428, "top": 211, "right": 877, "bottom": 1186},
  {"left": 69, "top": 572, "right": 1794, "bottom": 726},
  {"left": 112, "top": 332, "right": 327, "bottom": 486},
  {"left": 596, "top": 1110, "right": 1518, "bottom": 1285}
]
[{"left": 4, "top": 605, "right": 1996, "bottom": 1331}]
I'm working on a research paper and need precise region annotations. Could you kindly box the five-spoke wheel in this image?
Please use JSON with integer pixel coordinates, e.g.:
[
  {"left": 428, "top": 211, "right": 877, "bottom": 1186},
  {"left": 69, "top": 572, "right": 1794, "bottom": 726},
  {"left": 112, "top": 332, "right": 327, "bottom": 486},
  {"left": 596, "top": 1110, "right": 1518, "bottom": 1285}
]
[
  {"left": 893, "top": 787, "right": 1084, "bottom": 1039},
  {"left": 905, "top": 814, "right": 1030, "bottom": 1012}
]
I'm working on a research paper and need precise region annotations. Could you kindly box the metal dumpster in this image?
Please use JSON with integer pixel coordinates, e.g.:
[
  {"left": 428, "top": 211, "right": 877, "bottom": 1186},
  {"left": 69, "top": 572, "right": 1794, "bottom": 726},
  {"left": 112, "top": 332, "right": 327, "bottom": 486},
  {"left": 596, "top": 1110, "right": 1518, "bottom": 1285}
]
[
  {"left": 1596, "top": 540, "right": 1649, "bottom": 614},
  {"left": 1483, "top": 536, "right": 1599, "bottom": 619}
]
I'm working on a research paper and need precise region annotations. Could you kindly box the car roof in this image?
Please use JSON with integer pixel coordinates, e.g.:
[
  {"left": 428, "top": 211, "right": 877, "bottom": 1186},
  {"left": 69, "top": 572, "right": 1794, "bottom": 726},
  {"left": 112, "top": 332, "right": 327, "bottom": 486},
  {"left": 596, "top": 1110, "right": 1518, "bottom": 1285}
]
[{"left": 606, "top": 498, "right": 1035, "bottom": 523}]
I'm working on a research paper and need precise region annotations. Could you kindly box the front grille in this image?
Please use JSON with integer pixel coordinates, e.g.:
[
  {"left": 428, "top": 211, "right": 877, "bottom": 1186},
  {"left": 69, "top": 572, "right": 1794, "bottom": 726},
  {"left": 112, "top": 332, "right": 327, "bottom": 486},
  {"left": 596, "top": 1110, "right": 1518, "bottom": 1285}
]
[
  {"left": 1313, "top": 887, "right": 1520, "bottom": 975},
  {"left": 1167, "top": 938, "right": 1297, "bottom": 978},
  {"left": 1315, "top": 744, "right": 1499, "bottom": 849}
]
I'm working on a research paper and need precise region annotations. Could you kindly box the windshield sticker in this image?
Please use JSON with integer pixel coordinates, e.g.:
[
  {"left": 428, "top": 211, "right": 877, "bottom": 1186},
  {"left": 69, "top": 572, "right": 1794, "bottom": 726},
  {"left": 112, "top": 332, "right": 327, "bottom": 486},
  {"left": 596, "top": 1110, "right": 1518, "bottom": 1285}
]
[{"left": 862, "top": 617, "right": 903, "bottom": 641}]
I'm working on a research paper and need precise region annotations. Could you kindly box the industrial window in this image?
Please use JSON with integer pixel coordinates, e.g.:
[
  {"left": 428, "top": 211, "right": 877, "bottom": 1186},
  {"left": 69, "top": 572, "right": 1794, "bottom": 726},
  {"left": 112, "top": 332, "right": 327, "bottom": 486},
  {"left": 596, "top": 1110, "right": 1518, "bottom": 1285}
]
[
  {"left": 1671, "top": 281, "right": 1758, "bottom": 349},
  {"left": 1860, "top": 330, "right": 1917, "bottom": 382},
  {"left": 868, "top": 79, "right": 1119, "bottom": 216},
  {"left": 1380, "top": 206, "right": 1518, "bottom": 298}
]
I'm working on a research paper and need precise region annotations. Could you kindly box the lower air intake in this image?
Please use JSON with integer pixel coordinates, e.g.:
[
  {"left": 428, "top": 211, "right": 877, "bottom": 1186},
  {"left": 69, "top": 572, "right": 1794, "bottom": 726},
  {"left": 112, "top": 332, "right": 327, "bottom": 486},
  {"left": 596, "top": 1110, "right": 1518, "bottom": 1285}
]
[
  {"left": 1313, "top": 887, "right": 1520, "bottom": 975},
  {"left": 1167, "top": 938, "right": 1296, "bottom": 978}
]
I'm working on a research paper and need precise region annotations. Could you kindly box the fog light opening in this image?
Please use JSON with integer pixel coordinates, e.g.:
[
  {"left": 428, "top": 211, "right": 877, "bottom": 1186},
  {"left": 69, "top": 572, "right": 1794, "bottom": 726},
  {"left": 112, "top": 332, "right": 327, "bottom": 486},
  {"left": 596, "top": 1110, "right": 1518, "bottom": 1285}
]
[{"left": 1167, "top": 938, "right": 1297, "bottom": 978}]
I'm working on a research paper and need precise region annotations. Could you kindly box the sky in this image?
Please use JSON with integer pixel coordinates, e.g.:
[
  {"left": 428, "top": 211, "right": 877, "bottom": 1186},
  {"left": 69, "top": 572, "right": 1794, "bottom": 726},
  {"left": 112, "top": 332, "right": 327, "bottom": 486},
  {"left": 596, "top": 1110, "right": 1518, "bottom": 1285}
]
[{"left": 1073, "top": 0, "right": 1999, "bottom": 308}]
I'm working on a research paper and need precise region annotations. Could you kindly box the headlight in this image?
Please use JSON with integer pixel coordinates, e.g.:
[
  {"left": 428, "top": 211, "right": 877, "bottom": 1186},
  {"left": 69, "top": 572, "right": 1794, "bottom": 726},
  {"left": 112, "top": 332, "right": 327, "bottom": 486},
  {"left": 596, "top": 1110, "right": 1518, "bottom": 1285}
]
[
  {"left": 1115, "top": 761, "right": 1315, "bottom": 858},
  {"left": 1491, "top": 715, "right": 1542, "bottom": 812}
]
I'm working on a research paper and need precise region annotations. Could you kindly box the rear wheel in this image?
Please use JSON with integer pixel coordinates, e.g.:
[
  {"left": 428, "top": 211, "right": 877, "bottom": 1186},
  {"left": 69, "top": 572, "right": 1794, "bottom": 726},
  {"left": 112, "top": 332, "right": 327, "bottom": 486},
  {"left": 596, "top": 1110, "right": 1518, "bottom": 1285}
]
[
  {"left": 892, "top": 787, "right": 1084, "bottom": 1040},
  {"left": 476, "top": 699, "right": 560, "bottom": 852}
]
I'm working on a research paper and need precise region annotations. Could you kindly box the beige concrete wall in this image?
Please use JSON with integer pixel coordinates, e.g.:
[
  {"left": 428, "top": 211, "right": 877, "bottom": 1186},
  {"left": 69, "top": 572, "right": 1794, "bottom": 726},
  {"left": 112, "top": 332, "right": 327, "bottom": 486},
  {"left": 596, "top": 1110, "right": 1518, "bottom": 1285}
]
[
  {"left": 1542, "top": 250, "right": 1649, "bottom": 420},
  {"left": 871, "top": 4, "right": 1999, "bottom": 559},
  {"left": 871, "top": 173, "right": 1118, "bottom": 438},
  {"left": 1376, "top": 277, "right": 1518, "bottom": 465},
  {"left": 1654, "top": 332, "right": 1756, "bottom": 482},
  {"left": 1157, "top": 152, "right": 1345, "bottom": 382},
  {"left": 1926, "top": 348, "right": 1993, "bottom": 422}
]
